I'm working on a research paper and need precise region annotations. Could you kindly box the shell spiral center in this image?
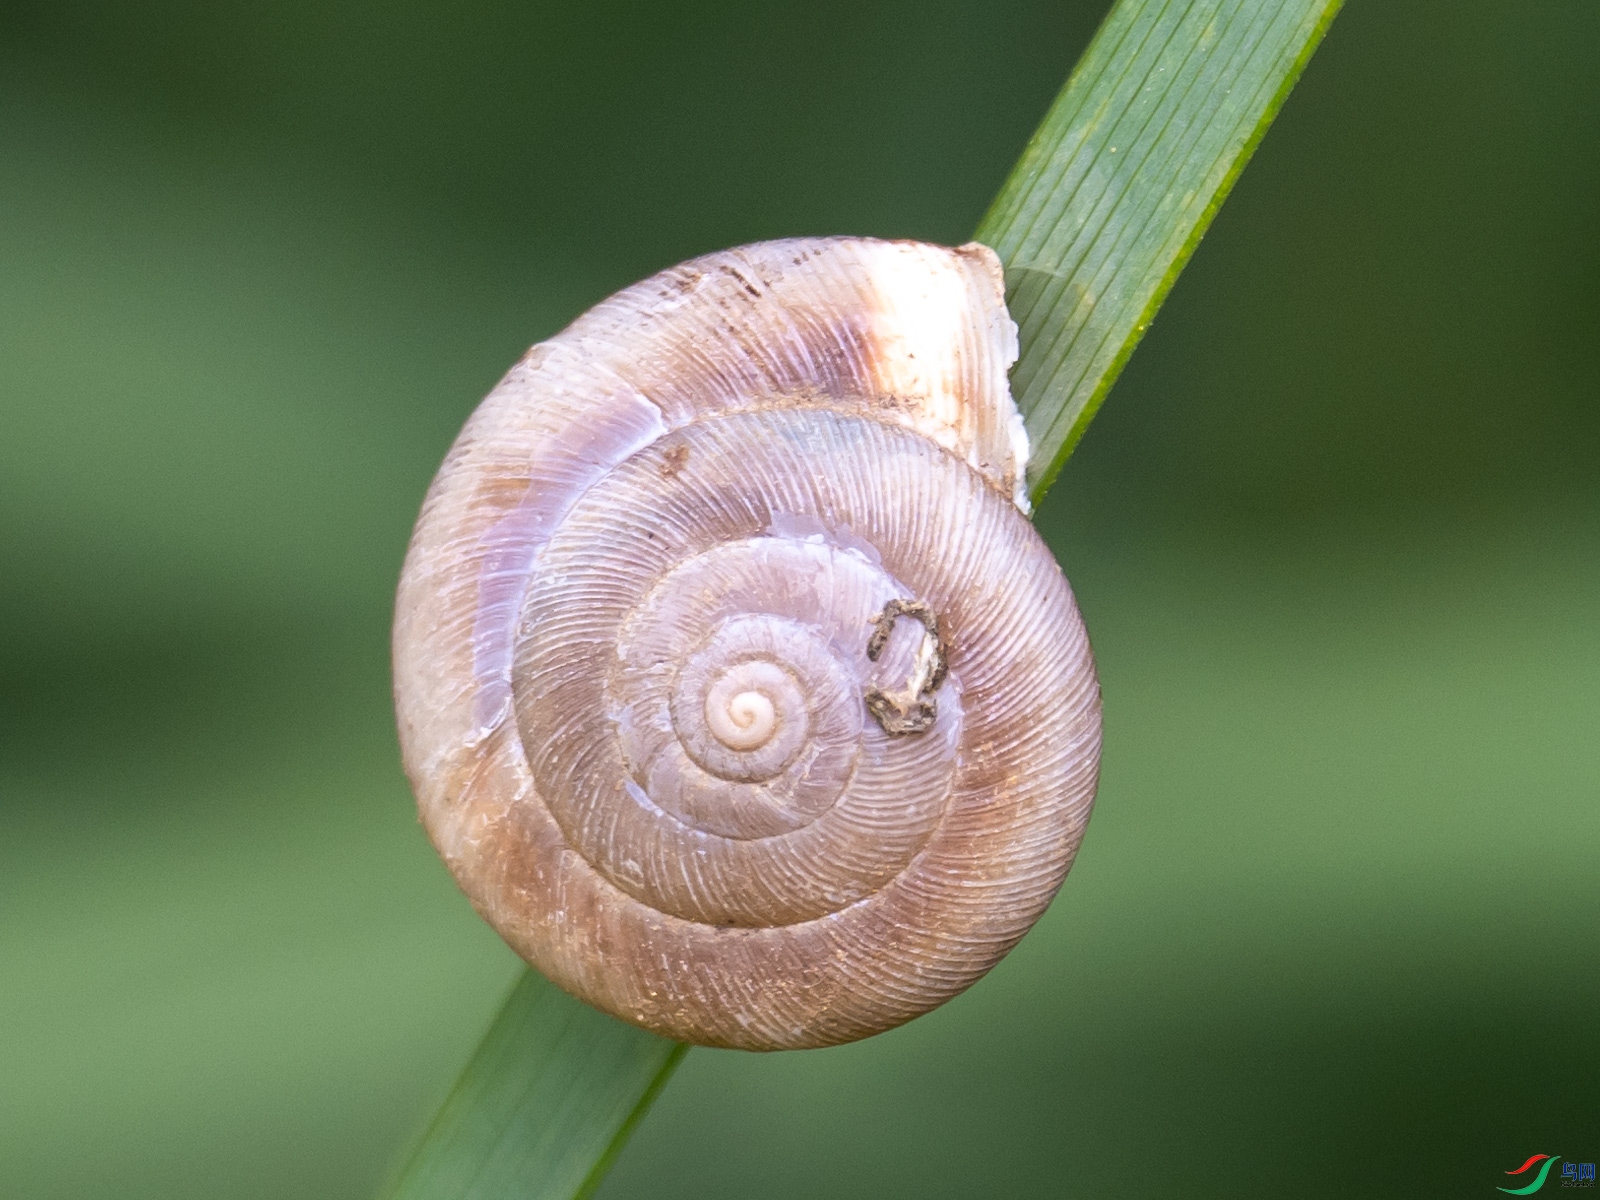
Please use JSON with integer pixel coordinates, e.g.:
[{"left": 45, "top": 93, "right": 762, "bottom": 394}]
[{"left": 510, "top": 412, "right": 974, "bottom": 927}]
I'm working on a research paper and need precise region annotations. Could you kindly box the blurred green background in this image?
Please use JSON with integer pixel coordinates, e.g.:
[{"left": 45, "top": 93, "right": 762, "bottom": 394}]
[{"left": 2, "top": 1, "right": 1596, "bottom": 1196}]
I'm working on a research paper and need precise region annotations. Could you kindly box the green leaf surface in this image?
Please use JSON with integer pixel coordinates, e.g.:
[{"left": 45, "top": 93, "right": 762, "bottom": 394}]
[
  {"left": 383, "top": 970, "right": 685, "bottom": 1200},
  {"left": 386, "top": 1, "right": 1340, "bottom": 1195},
  {"left": 975, "top": 0, "right": 1344, "bottom": 501}
]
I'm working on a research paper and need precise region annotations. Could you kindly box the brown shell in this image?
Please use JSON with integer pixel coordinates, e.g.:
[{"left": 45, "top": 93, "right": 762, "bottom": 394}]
[{"left": 392, "top": 237, "right": 1101, "bottom": 1049}]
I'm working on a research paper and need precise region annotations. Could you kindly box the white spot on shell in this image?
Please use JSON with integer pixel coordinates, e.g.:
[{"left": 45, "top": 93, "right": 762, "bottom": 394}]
[{"left": 705, "top": 677, "right": 778, "bottom": 751}]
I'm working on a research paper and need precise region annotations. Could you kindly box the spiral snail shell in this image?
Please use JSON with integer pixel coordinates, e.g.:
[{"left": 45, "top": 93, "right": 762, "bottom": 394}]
[{"left": 393, "top": 237, "right": 1102, "bottom": 1050}]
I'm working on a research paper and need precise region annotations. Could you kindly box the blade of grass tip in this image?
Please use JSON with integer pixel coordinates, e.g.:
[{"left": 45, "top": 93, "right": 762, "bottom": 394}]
[
  {"left": 383, "top": 969, "right": 686, "bottom": 1200},
  {"left": 385, "top": 4, "right": 1341, "bottom": 1196},
  {"left": 973, "top": 0, "right": 1344, "bottom": 506}
]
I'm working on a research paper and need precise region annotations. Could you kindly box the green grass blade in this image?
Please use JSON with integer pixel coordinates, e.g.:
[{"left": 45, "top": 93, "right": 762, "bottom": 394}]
[
  {"left": 388, "top": 4, "right": 1341, "bottom": 1195},
  {"left": 383, "top": 970, "right": 685, "bottom": 1200},
  {"left": 974, "top": 0, "right": 1344, "bottom": 501}
]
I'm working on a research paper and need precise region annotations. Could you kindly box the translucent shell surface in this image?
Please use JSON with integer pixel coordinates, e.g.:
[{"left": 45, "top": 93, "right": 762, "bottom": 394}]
[{"left": 393, "top": 237, "right": 1101, "bottom": 1049}]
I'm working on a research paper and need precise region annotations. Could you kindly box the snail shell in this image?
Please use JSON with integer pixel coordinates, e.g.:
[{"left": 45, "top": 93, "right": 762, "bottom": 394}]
[{"left": 393, "top": 237, "right": 1101, "bottom": 1050}]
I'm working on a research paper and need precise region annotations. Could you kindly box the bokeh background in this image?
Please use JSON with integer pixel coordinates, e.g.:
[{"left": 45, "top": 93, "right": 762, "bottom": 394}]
[{"left": 3, "top": 1, "right": 1597, "bottom": 1195}]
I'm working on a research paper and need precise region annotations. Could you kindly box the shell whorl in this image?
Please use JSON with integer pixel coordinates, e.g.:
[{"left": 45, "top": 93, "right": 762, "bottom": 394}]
[{"left": 393, "top": 237, "right": 1101, "bottom": 1049}]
